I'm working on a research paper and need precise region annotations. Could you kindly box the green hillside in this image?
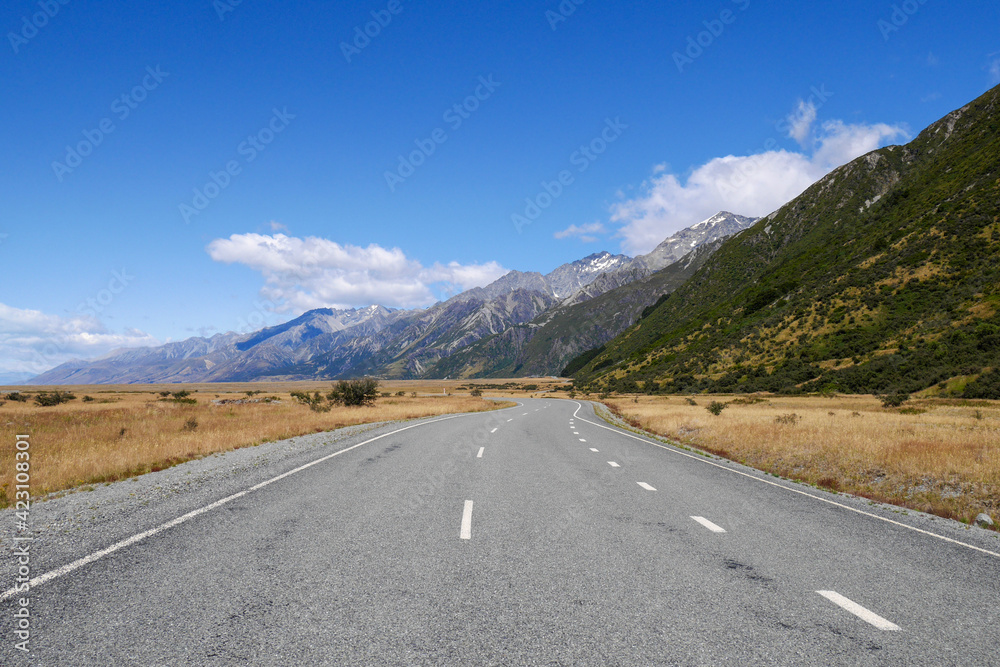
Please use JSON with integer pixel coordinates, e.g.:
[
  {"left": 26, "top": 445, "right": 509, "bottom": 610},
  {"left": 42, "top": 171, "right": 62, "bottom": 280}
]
[{"left": 569, "top": 84, "right": 1000, "bottom": 398}]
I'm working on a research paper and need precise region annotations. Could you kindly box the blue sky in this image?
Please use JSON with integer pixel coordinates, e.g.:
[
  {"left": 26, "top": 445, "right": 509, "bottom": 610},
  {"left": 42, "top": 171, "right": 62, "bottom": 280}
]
[{"left": 2, "top": 0, "right": 999, "bottom": 379}]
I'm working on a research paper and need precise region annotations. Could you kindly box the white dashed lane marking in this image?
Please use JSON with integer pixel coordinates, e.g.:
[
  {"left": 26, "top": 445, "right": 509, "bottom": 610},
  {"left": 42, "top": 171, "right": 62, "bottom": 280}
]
[
  {"left": 608, "top": 461, "right": 620, "bottom": 468},
  {"left": 690, "top": 516, "right": 726, "bottom": 533},
  {"left": 817, "top": 591, "right": 901, "bottom": 631},
  {"left": 477, "top": 447, "right": 484, "bottom": 458},
  {"left": 460, "top": 500, "right": 474, "bottom": 540},
  {"left": 589, "top": 448, "right": 599, "bottom": 452},
  {"left": 637, "top": 482, "right": 656, "bottom": 491}
]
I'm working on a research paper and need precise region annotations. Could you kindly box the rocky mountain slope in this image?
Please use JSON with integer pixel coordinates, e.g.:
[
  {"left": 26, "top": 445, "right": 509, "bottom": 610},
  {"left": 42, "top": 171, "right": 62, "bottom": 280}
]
[
  {"left": 569, "top": 84, "right": 1000, "bottom": 399},
  {"left": 31, "top": 213, "right": 754, "bottom": 384},
  {"left": 429, "top": 239, "right": 727, "bottom": 378},
  {"left": 30, "top": 250, "right": 629, "bottom": 383},
  {"left": 627, "top": 211, "right": 758, "bottom": 274}
]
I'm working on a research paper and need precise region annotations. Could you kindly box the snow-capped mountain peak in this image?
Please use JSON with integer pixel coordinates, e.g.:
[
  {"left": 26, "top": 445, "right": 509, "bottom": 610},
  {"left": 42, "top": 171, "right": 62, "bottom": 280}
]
[
  {"left": 544, "top": 251, "right": 631, "bottom": 297},
  {"left": 630, "top": 211, "right": 758, "bottom": 273}
]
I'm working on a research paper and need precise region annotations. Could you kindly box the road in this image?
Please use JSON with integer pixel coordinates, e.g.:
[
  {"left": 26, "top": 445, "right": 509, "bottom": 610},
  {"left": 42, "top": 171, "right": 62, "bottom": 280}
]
[{"left": 3, "top": 398, "right": 1000, "bottom": 665}]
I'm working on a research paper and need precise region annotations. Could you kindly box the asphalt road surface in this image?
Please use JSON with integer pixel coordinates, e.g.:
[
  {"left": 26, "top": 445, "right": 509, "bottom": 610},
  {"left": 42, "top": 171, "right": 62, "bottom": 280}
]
[{"left": 3, "top": 398, "right": 999, "bottom": 665}]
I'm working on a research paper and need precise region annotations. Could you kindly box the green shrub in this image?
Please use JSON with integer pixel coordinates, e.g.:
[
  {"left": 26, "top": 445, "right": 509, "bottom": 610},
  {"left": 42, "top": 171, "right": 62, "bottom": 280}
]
[
  {"left": 963, "top": 369, "right": 1000, "bottom": 400},
  {"left": 706, "top": 401, "right": 728, "bottom": 416},
  {"left": 328, "top": 378, "right": 380, "bottom": 407},
  {"left": 879, "top": 392, "right": 910, "bottom": 408},
  {"left": 34, "top": 391, "right": 76, "bottom": 406},
  {"left": 290, "top": 391, "right": 312, "bottom": 405}
]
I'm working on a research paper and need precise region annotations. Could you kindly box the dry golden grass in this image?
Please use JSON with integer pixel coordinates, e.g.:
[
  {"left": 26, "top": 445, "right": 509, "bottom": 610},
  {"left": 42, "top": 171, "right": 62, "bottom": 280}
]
[
  {"left": 601, "top": 394, "right": 1000, "bottom": 527},
  {"left": 0, "top": 384, "right": 512, "bottom": 507}
]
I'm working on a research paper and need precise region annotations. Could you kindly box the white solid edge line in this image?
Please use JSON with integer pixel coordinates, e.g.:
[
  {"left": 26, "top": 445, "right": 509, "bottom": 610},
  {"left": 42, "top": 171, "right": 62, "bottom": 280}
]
[
  {"left": 569, "top": 401, "right": 1000, "bottom": 560},
  {"left": 460, "top": 500, "right": 474, "bottom": 540},
  {"left": 638, "top": 482, "right": 657, "bottom": 491},
  {"left": 0, "top": 412, "right": 476, "bottom": 602},
  {"left": 477, "top": 447, "right": 484, "bottom": 458},
  {"left": 608, "top": 461, "right": 620, "bottom": 467},
  {"left": 817, "top": 590, "right": 901, "bottom": 631},
  {"left": 691, "top": 516, "right": 726, "bottom": 533}
]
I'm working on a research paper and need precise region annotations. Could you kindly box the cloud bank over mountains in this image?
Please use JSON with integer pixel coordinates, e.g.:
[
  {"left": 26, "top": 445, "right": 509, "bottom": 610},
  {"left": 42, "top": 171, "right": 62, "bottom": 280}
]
[
  {"left": 609, "top": 102, "right": 909, "bottom": 254},
  {"left": 0, "top": 303, "right": 159, "bottom": 376},
  {"left": 206, "top": 233, "right": 509, "bottom": 314}
]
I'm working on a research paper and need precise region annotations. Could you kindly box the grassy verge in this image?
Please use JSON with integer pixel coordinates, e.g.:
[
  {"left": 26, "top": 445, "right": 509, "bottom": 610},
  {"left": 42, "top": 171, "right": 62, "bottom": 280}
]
[
  {"left": 598, "top": 394, "right": 999, "bottom": 529},
  {"left": 0, "top": 388, "right": 509, "bottom": 507}
]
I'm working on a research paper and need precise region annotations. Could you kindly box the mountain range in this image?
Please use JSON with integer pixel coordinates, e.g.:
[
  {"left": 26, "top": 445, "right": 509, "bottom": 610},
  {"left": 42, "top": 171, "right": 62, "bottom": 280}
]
[
  {"left": 31, "top": 212, "right": 756, "bottom": 384},
  {"left": 36, "top": 82, "right": 1000, "bottom": 398}
]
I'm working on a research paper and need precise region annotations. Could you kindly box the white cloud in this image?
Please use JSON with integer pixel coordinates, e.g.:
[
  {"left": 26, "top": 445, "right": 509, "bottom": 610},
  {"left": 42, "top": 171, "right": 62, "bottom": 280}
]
[
  {"left": 786, "top": 100, "right": 818, "bottom": 147},
  {"left": 990, "top": 56, "right": 1000, "bottom": 85},
  {"left": 554, "top": 222, "right": 606, "bottom": 243},
  {"left": 206, "top": 233, "right": 509, "bottom": 313},
  {"left": 610, "top": 113, "right": 908, "bottom": 255},
  {"left": 0, "top": 303, "right": 159, "bottom": 376},
  {"left": 269, "top": 220, "right": 288, "bottom": 232}
]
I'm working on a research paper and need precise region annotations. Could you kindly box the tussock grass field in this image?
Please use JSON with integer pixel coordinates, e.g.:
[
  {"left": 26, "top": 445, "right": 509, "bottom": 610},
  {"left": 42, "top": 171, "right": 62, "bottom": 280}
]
[
  {"left": 0, "top": 381, "right": 522, "bottom": 507},
  {"left": 600, "top": 394, "right": 1000, "bottom": 528}
]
